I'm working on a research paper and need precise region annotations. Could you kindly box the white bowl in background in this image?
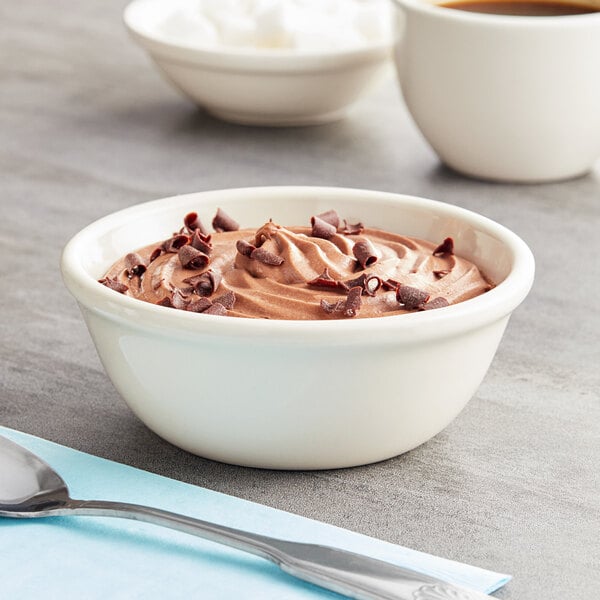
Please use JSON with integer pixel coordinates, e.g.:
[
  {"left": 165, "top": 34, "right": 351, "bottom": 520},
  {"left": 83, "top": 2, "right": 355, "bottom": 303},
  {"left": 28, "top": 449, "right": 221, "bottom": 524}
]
[
  {"left": 392, "top": 0, "right": 600, "bottom": 182},
  {"left": 124, "top": 0, "right": 395, "bottom": 126},
  {"left": 61, "top": 187, "right": 534, "bottom": 469}
]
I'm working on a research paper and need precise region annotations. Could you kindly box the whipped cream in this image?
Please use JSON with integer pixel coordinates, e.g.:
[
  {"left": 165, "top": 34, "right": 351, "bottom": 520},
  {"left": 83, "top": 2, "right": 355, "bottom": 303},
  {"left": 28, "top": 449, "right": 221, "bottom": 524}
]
[{"left": 158, "top": 0, "right": 395, "bottom": 51}]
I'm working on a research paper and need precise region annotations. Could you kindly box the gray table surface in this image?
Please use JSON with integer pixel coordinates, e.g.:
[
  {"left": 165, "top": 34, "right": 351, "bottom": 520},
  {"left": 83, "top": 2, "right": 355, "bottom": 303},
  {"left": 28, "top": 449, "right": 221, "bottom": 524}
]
[{"left": 1, "top": 2, "right": 599, "bottom": 599}]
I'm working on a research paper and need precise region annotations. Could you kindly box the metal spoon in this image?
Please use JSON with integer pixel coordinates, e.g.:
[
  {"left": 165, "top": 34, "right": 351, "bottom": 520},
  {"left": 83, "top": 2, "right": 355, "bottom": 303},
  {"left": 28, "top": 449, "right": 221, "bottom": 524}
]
[{"left": 0, "top": 434, "right": 491, "bottom": 600}]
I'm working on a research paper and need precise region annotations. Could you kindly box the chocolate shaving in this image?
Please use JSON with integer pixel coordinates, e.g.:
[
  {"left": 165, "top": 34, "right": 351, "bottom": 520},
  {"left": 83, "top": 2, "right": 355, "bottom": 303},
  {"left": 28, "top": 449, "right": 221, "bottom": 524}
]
[
  {"left": 157, "top": 297, "right": 173, "bottom": 308},
  {"left": 190, "top": 230, "right": 212, "bottom": 255},
  {"left": 341, "top": 220, "right": 364, "bottom": 235},
  {"left": 307, "top": 269, "right": 348, "bottom": 290},
  {"left": 98, "top": 277, "right": 128, "bottom": 294},
  {"left": 236, "top": 239, "right": 256, "bottom": 257},
  {"left": 396, "top": 285, "right": 430, "bottom": 310},
  {"left": 319, "top": 279, "right": 383, "bottom": 315},
  {"left": 124, "top": 253, "right": 146, "bottom": 278},
  {"left": 178, "top": 245, "right": 210, "bottom": 270},
  {"left": 433, "top": 270, "right": 451, "bottom": 279},
  {"left": 353, "top": 239, "right": 378, "bottom": 269},
  {"left": 204, "top": 303, "right": 227, "bottom": 316},
  {"left": 314, "top": 209, "right": 340, "bottom": 229},
  {"left": 162, "top": 234, "right": 190, "bottom": 253},
  {"left": 184, "top": 212, "right": 207, "bottom": 235},
  {"left": 255, "top": 230, "right": 270, "bottom": 247},
  {"left": 213, "top": 290, "right": 236, "bottom": 310},
  {"left": 310, "top": 215, "right": 337, "bottom": 239},
  {"left": 157, "top": 290, "right": 192, "bottom": 310},
  {"left": 212, "top": 208, "right": 239, "bottom": 232},
  {"left": 344, "top": 286, "right": 362, "bottom": 318},
  {"left": 433, "top": 237, "right": 454, "bottom": 256},
  {"left": 183, "top": 270, "right": 222, "bottom": 297},
  {"left": 251, "top": 247, "right": 284, "bottom": 266},
  {"left": 320, "top": 299, "right": 345, "bottom": 314},
  {"left": 382, "top": 278, "right": 400, "bottom": 291},
  {"left": 170, "top": 289, "right": 189, "bottom": 310},
  {"left": 344, "top": 273, "right": 382, "bottom": 296},
  {"left": 149, "top": 247, "right": 162, "bottom": 263},
  {"left": 419, "top": 297, "right": 450, "bottom": 311},
  {"left": 186, "top": 297, "right": 213, "bottom": 313}
]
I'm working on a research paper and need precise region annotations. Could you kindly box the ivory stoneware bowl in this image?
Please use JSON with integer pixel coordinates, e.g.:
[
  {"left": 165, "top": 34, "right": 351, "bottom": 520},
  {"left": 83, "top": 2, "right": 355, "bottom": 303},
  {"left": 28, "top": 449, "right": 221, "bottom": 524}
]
[
  {"left": 61, "top": 187, "right": 534, "bottom": 469},
  {"left": 124, "top": 0, "right": 395, "bottom": 126},
  {"left": 392, "top": 0, "right": 600, "bottom": 182}
]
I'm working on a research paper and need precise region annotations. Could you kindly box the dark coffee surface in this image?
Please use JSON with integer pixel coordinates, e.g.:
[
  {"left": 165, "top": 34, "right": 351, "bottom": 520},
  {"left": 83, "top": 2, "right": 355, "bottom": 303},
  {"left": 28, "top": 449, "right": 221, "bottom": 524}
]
[{"left": 440, "top": 0, "right": 600, "bottom": 14}]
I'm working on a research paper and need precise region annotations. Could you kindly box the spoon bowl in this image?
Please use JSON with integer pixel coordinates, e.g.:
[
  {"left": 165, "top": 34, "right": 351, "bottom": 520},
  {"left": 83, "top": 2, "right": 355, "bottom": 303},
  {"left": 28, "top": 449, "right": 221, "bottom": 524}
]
[
  {"left": 0, "top": 434, "right": 491, "bottom": 599},
  {"left": 0, "top": 435, "right": 69, "bottom": 515}
]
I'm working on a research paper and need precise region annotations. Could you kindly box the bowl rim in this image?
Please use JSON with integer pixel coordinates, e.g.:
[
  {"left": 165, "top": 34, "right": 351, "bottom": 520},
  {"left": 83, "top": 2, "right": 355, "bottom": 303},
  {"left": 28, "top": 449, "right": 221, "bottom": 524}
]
[
  {"left": 61, "top": 186, "right": 535, "bottom": 344},
  {"left": 391, "top": 0, "right": 600, "bottom": 26},
  {"left": 124, "top": 0, "right": 396, "bottom": 73}
]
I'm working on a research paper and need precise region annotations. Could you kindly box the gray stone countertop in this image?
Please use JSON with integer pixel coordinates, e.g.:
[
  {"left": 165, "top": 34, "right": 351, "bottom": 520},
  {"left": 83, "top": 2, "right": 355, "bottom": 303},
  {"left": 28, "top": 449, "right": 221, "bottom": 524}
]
[{"left": 1, "top": 2, "right": 598, "bottom": 599}]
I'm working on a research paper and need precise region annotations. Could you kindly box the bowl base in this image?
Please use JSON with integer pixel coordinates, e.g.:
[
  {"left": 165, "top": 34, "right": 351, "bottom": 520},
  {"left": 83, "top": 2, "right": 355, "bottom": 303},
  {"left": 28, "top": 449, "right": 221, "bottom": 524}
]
[
  {"left": 205, "top": 106, "right": 349, "bottom": 127},
  {"left": 157, "top": 431, "right": 423, "bottom": 470},
  {"left": 439, "top": 158, "right": 592, "bottom": 184}
]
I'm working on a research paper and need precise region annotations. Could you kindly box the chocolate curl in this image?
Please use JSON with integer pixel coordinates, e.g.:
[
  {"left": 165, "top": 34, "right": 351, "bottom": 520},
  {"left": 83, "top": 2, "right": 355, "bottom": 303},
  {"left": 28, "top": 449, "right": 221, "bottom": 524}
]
[
  {"left": 183, "top": 270, "right": 222, "bottom": 297},
  {"left": 124, "top": 253, "right": 146, "bottom": 278},
  {"left": 344, "top": 286, "right": 362, "bottom": 318},
  {"left": 307, "top": 269, "right": 348, "bottom": 291},
  {"left": 98, "top": 277, "right": 128, "bottom": 294},
  {"left": 162, "top": 234, "right": 190, "bottom": 253},
  {"left": 382, "top": 278, "right": 400, "bottom": 291},
  {"left": 419, "top": 297, "right": 450, "bottom": 311},
  {"left": 213, "top": 290, "right": 236, "bottom": 310},
  {"left": 310, "top": 216, "right": 336, "bottom": 240},
  {"left": 320, "top": 299, "right": 345, "bottom": 314},
  {"left": 170, "top": 289, "right": 189, "bottom": 310},
  {"left": 149, "top": 248, "right": 162, "bottom": 263},
  {"left": 352, "top": 239, "right": 378, "bottom": 269},
  {"left": 396, "top": 285, "right": 430, "bottom": 310},
  {"left": 236, "top": 239, "right": 256, "bottom": 257},
  {"left": 255, "top": 230, "right": 270, "bottom": 247},
  {"left": 190, "top": 230, "right": 212, "bottom": 255},
  {"left": 251, "top": 247, "right": 285, "bottom": 266},
  {"left": 178, "top": 245, "right": 210, "bottom": 270},
  {"left": 204, "top": 303, "right": 227, "bottom": 316},
  {"left": 344, "top": 273, "right": 382, "bottom": 296},
  {"left": 433, "top": 237, "right": 454, "bottom": 256},
  {"left": 157, "top": 297, "right": 173, "bottom": 308},
  {"left": 364, "top": 276, "right": 382, "bottom": 295},
  {"left": 316, "top": 210, "right": 340, "bottom": 229},
  {"left": 212, "top": 208, "right": 239, "bottom": 232},
  {"left": 157, "top": 290, "right": 190, "bottom": 310},
  {"left": 184, "top": 212, "right": 207, "bottom": 235},
  {"left": 341, "top": 220, "right": 364, "bottom": 235},
  {"left": 186, "top": 297, "right": 213, "bottom": 313}
]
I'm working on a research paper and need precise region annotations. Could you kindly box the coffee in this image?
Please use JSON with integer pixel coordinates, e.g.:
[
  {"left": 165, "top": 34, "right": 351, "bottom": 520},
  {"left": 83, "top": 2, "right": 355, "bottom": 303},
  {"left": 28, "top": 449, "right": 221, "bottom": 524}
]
[{"left": 439, "top": 0, "right": 600, "bottom": 15}]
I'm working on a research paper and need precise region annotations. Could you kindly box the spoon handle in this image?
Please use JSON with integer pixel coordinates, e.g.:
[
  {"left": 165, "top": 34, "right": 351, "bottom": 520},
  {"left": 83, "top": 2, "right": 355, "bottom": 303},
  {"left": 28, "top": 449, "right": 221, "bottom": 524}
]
[{"left": 65, "top": 499, "right": 489, "bottom": 600}]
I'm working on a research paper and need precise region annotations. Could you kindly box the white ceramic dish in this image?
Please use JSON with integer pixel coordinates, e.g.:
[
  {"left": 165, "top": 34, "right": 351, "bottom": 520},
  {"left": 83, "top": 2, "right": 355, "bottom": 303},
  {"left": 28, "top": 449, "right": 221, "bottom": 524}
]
[
  {"left": 392, "top": 0, "right": 600, "bottom": 182},
  {"left": 124, "top": 0, "right": 395, "bottom": 126},
  {"left": 61, "top": 187, "right": 534, "bottom": 469}
]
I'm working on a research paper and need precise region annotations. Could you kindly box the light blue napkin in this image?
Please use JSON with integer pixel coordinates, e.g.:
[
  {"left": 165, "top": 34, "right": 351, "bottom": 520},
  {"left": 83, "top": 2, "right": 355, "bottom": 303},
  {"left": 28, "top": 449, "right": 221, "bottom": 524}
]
[{"left": 0, "top": 427, "right": 510, "bottom": 599}]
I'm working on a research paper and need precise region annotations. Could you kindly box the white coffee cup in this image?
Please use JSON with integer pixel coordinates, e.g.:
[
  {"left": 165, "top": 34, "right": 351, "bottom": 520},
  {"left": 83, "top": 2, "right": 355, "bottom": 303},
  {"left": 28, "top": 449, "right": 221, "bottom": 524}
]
[{"left": 392, "top": 0, "right": 600, "bottom": 182}]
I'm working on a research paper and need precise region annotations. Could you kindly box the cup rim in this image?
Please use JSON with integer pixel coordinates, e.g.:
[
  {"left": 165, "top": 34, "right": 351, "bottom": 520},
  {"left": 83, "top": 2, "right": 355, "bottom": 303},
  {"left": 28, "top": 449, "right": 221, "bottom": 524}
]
[
  {"left": 391, "top": 0, "right": 600, "bottom": 25},
  {"left": 124, "top": 0, "right": 396, "bottom": 72},
  {"left": 60, "top": 186, "right": 535, "bottom": 344}
]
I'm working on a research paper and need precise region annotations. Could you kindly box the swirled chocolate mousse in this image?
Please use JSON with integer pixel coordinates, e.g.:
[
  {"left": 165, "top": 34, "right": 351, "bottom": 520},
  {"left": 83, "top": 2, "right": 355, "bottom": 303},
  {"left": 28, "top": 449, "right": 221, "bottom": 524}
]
[{"left": 99, "top": 209, "right": 493, "bottom": 320}]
